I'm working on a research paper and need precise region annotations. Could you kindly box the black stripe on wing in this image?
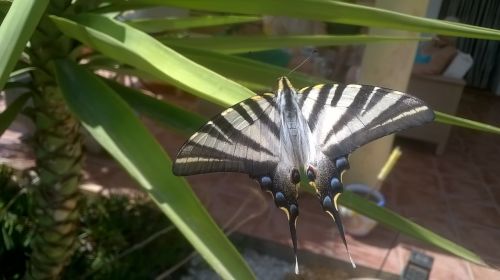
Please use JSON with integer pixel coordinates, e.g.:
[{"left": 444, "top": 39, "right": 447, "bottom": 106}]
[
  {"left": 298, "top": 84, "right": 434, "bottom": 158},
  {"left": 305, "top": 84, "right": 334, "bottom": 131},
  {"left": 173, "top": 94, "right": 280, "bottom": 177},
  {"left": 323, "top": 85, "right": 376, "bottom": 143}
]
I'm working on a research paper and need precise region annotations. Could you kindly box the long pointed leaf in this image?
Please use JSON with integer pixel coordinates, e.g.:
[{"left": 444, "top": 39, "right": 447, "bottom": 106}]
[
  {"left": 0, "top": 0, "right": 48, "bottom": 90},
  {"left": 90, "top": 2, "right": 156, "bottom": 13},
  {"left": 119, "top": 0, "right": 500, "bottom": 40},
  {"left": 0, "top": 93, "right": 30, "bottom": 137},
  {"left": 50, "top": 13, "right": 253, "bottom": 107},
  {"left": 339, "top": 191, "right": 485, "bottom": 265},
  {"left": 54, "top": 59, "right": 254, "bottom": 280},
  {"left": 0, "top": 1, "right": 12, "bottom": 21},
  {"left": 160, "top": 34, "right": 427, "bottom": 54},
  {"left": 159, "top": 47, "right": 500, "bottom": 136},
  {"left": 173, "top": 46, "right": 328, "bottom": 93},
  {"left": 105, "top": 79, "right": 207, "bottom": 133},
  {"left": 435, "top": 111, "right": 500, "bottom": 135},
  {"left": 126, "top": 15, "right": 260, "bottom": 33},
  {"left": 86, "top": 45, "right": 500, "bottom": 137}
]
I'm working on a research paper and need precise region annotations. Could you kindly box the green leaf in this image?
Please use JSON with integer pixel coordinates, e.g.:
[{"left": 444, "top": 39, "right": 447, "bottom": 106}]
[
  {"left": 0, "top": 92, "right": 30, "bottom": 137},
  {"left": 3, "top": 81, "right": 31, "bottom": 91},
  {"left": 50, "top": 13, "right": 253, "bottom": 107},
  {"left": 129, "top": 0, "right": 500, "bottom": 40},
  {"left": 90, "top": 1, "right": 156, "bottom": 13},
  {"left": 174, "top": 46, "right": 328, "bottom": 94},
  {"left": 339, "top": 191, "right": 485, "bottom": 265},
  {"left": 104, "top": 79, "right": 207, "bottom": 133},
  {"left": 159, "top": 46, "right": 500, "bottom": 140},
  {"left": 126, "top": 15, "right": 261, "bottom": 33},
  {"left": 87, "top": 43, "right": 500, "bottom": 139},
  {"left": 435, "top": 111, "right": 500, "bottom": 135},
  {"left": 54, "top": 59, "right": 254, "bottom": 280},
  {"left": 9, "top": 66, "right": 36, "bottom": 79},
  {"left": 161, "top": 34, "right": 427, "bottom": 54},
  {"left": 0, "top": 1, "right": 12, "bottom": 22},
  {"left": 82, "top": 54, "right": 163, "bottom": 82},
  {"left": 0, "top": 0, "right": 48, "bottom": 90}
]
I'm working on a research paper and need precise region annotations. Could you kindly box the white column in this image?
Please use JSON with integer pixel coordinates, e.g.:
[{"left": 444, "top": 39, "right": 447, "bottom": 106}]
[{"left": 343, "top": 0, "right": 430, "bottom": 187}]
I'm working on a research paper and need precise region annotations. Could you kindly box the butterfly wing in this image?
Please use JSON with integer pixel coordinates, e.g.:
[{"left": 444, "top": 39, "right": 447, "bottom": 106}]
[
  {"left": 172, "top": 94, "right": 280, "bottom": 178},
  {"left": 298, "top": 84, "right": 434, "bottom": 158},
  {"left": 298, "top": 83, "right": 434, "bottom": 269}
]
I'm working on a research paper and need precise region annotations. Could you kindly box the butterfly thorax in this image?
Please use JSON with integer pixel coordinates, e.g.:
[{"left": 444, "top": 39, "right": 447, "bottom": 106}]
[{"left": 276, "top": 77, "right": 316, "bottom": 170}]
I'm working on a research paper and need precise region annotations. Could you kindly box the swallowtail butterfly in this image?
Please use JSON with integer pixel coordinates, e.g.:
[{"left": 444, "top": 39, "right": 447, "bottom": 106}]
[{"left": 173, "top": 77, "right": 434, "bottom": 273}]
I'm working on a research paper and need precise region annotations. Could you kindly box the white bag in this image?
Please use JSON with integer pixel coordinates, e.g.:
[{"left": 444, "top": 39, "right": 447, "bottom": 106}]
[{"left": 443, "top": 51, "right": 473, "bottom": 79}]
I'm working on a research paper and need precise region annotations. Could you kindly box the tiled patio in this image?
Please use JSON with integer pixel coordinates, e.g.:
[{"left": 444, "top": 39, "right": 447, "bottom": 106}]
[{"left": 1, "top": 87, "right": 500, "bottom": 279}]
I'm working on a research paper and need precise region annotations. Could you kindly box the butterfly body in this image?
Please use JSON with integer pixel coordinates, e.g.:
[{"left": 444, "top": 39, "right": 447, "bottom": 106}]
[
  {"left": 277, "top": 77, "right": 315, "bottom": 169},
  {"left": 173, "top": 77, "right": 434, "bottom": 273}
]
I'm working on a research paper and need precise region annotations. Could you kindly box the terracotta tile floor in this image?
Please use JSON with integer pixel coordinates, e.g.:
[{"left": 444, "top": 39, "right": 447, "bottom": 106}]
[{"left": 1, "top": 87, "right": 500, "bottom": 279}]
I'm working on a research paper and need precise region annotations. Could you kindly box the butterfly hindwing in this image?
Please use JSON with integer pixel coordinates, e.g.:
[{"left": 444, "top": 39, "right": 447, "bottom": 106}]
[
  {"left": 298, "top": 84, "right": 435, "bottom": 159},
  {"left": 172, "top": 93, "right": 280, "bottom": 177}
]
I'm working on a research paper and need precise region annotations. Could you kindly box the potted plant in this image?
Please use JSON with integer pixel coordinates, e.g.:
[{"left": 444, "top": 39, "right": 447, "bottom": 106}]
[{"left": 1, "top": 1, "right": 499, "bottom": 278}]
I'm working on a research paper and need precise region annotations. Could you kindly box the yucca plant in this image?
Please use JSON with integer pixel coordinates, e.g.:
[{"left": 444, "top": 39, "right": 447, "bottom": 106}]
[{"left": 2, "top": 0, "right": 500, "bottom": 279}]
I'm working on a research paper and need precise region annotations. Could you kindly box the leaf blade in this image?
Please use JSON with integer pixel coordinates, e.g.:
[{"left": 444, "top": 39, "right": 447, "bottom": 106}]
[
  {"left": 104, "top": 79, "right": 207, "bottom": 133},
  {"left": 54, "top": 59, "right": 255, "bottom": 280},
  {"left": 50, "top": 13, "right": 253, "bottom": 107},
  {"left": 339, "top": 191, "right": 485, "bottom": 265},
  {"left": 160, "top": 34, "right": 428, "bottom": 54},
  {"left": 0, "top": 0, "right": 48, "bottom": 90},
  {"left": 130, "top": 0, "right": 500, "bottom": 40},
  {"left": 126, "top": 15, "right": 261, "bottom": 33},
  {"left": 173, "top": 46, "right": 328, "bottom": 93},
  {"left": 435, "top": 111, "right": 500, "bottom": 135},
  {"left": 0, "top": 92, "right": 30, "bottom": 137}
]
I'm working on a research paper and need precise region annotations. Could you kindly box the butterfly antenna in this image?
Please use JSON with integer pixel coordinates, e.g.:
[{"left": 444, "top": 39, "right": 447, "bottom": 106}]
[{"left": 286, "top": 48, "right": 318, "bottom": 76}]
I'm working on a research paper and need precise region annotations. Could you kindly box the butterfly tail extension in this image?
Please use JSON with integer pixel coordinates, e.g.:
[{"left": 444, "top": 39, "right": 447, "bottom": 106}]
[
  {"left": 273, "top": 191, "right": 301, "bottom": 274},
  {"left": 323, "top": 199, "right": 356, "bottom": 268},
  {"left": 259, "top": 164, "right": 302, "bottom": 274},
  {"left": 312, "top": 155, "right": 356, "bottom": 268},
  {"left": 288, "top": 205, "right": 300, "bottom": 275}
]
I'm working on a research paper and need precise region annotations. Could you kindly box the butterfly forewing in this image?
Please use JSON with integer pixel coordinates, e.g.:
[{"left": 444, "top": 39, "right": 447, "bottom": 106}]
[
  {"left": 172, "top": 94, "right": 280, "bottom": 177},
  {"left": 298, "top": 84, "right": 434, "bottom": 159}
]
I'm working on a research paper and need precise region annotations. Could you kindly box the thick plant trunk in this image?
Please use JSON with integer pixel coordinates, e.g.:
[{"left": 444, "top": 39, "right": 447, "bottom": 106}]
[
  {"left": 28, "top": 87, "right": 83, "bottom": 279},
  {"left": 26, "top": 1, "right": 83, "bottom": 279}
]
